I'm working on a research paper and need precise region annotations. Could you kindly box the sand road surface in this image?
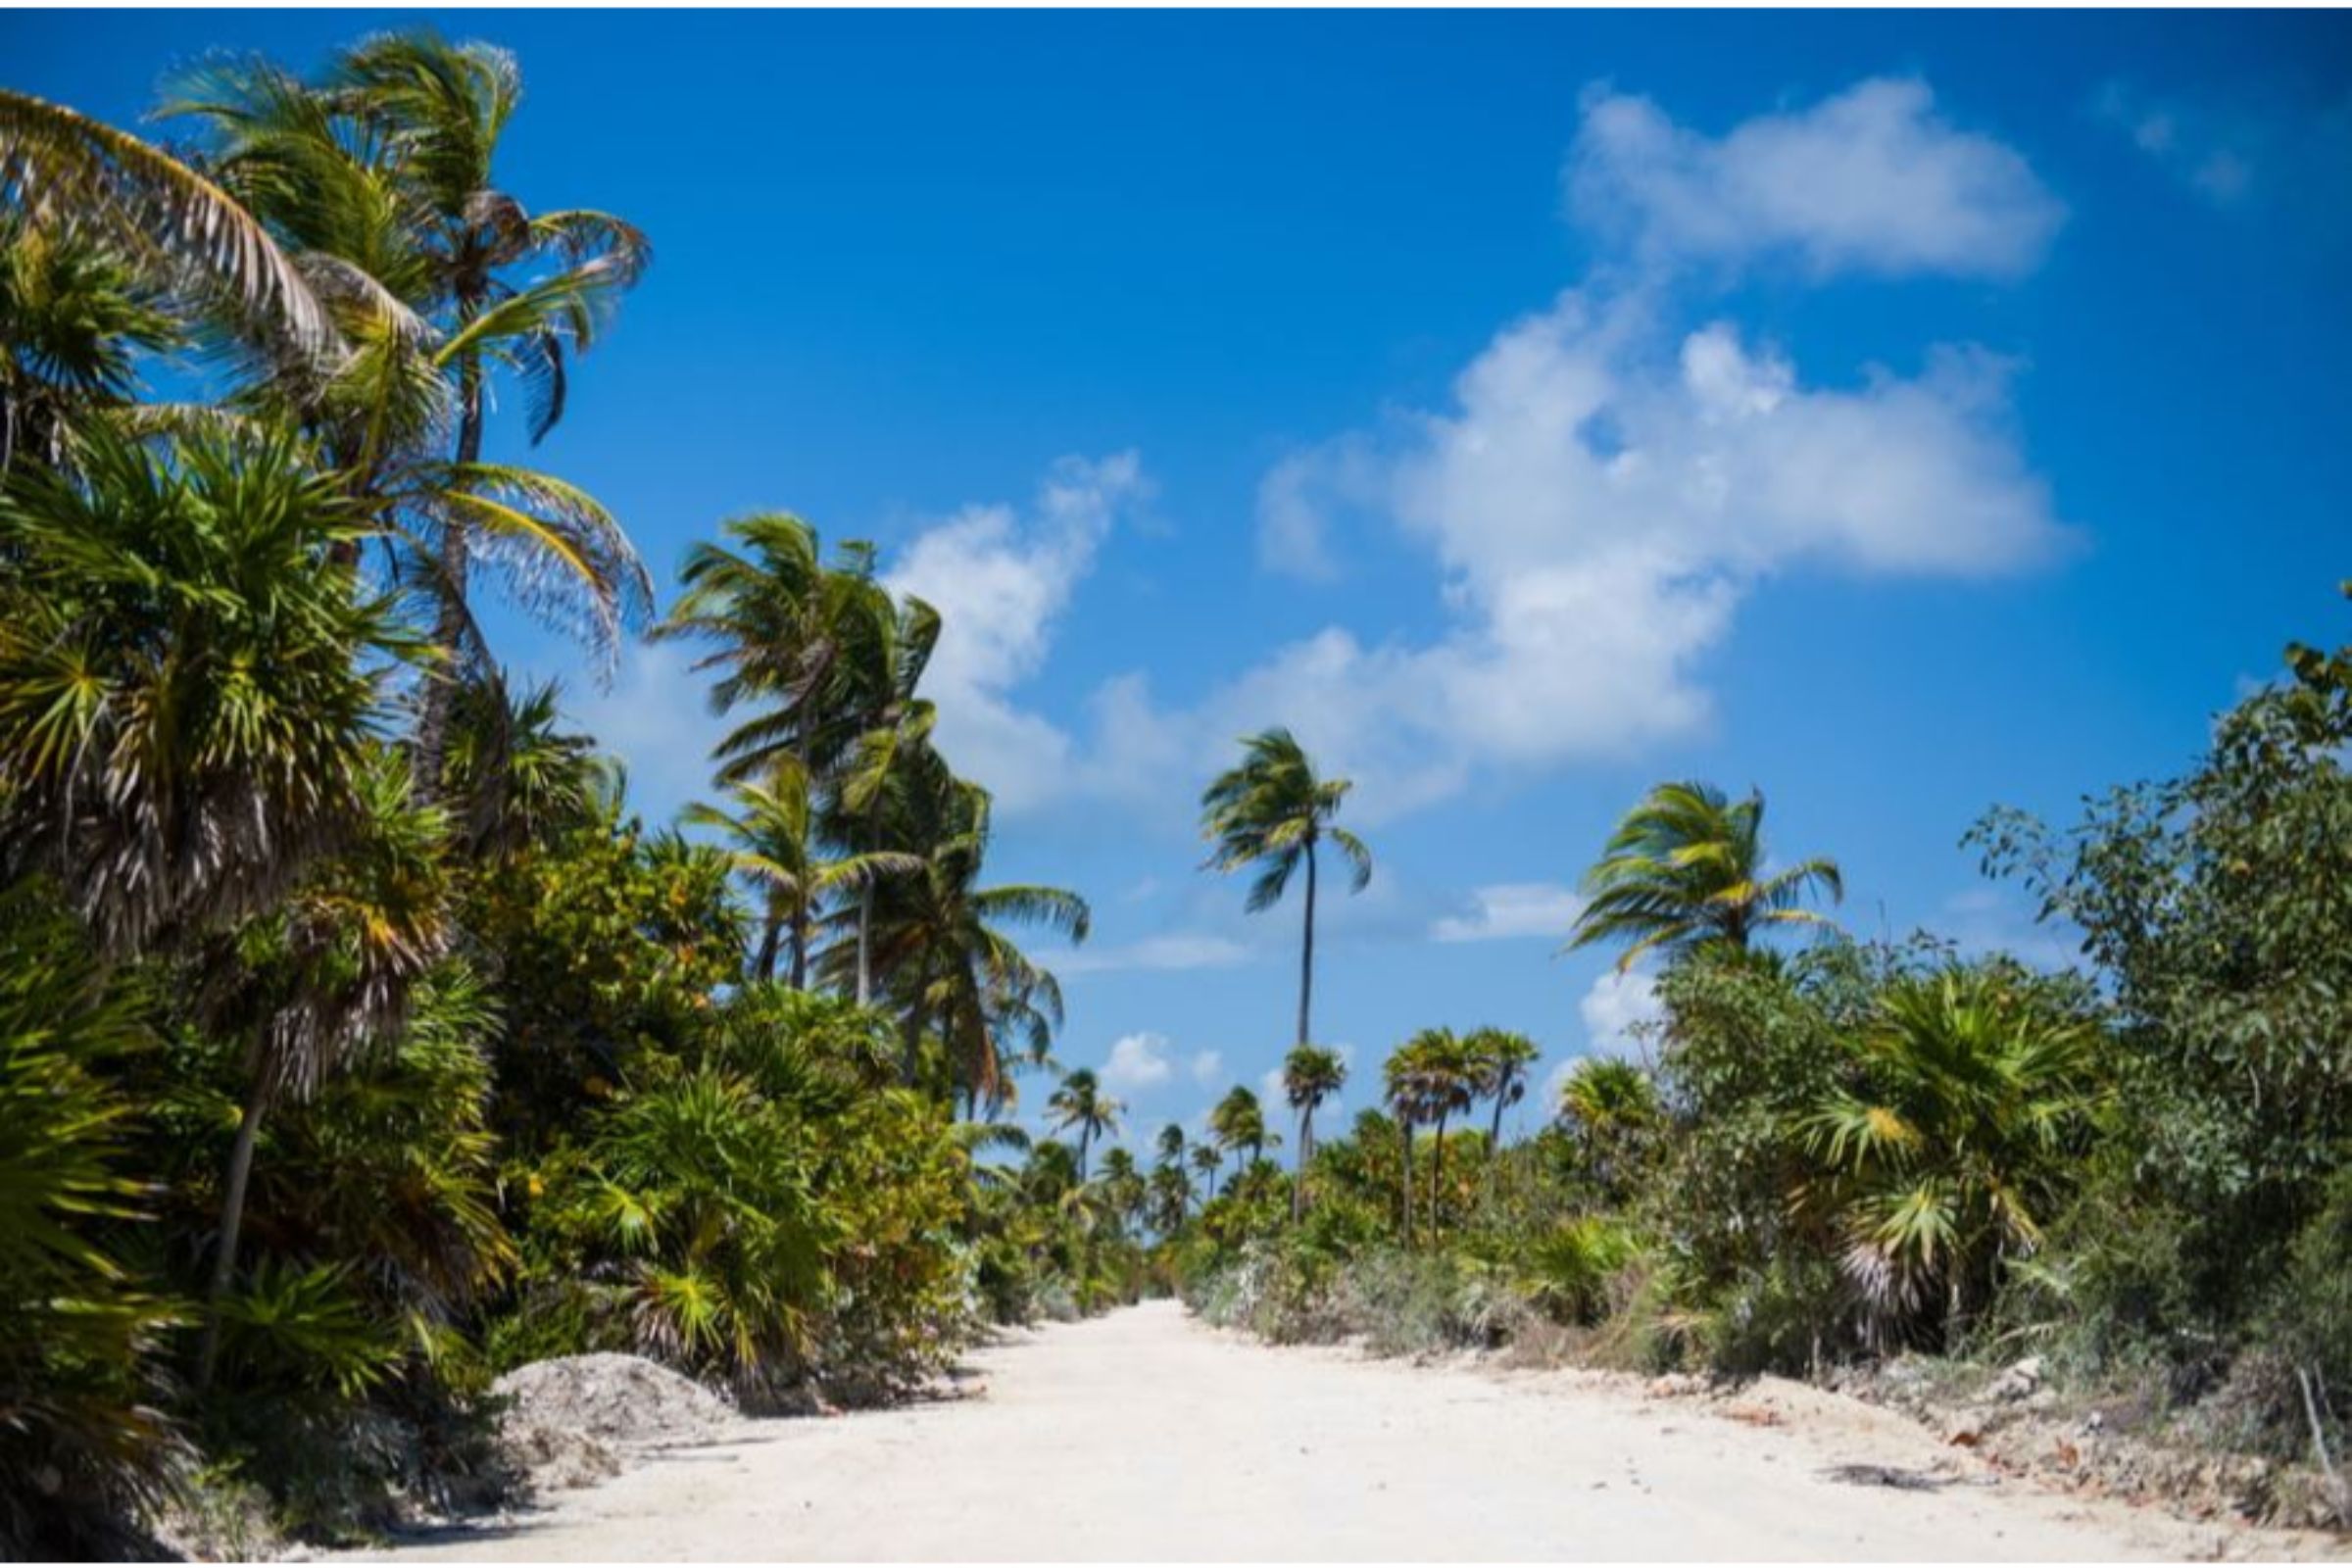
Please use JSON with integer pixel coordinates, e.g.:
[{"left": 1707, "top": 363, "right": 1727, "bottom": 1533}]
[{"left": 352, "top": 1299, "right": 2339, "bottom": 1561}]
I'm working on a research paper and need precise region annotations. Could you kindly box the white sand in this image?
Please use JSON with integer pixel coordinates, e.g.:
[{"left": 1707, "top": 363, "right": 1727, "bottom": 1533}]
[{"left": 350, "top": 1299, "right": 2344, "bottom": 1561}]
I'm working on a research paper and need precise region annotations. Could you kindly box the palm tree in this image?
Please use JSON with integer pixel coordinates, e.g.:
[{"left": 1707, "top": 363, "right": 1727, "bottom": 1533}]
[
  {"left": 1800, "top": 964, "right": 2101, "bottom": 1342},
  {"left": 440, "top": 674, "right": 620, "bottom": 858},
  {"left": 1155, "top": 1122, "right": 1187, "bottom": 1167},
  {"left": 0, "top": 220, "right": 180, "bottom": 476},
  {"left": 1188, "top": 1141, "right": 1223, "bottom": 1205},
  {"left": 830, "top": 586, "right": 942, "bottom": 1006},
  {"left": 1463, "top": 1027, "right": 1541, "bottom": 1154},
  {"left": 1557, "top": 1056, "right": 1660, "bottom": 1204},
  {"left": 1411, "top": 1029, "right": 1477, "bottom": 1236},
  {"left": 0, "top": 425, "right": 396, "bottom": 956},
  {"left": 852, "top": 765, "right": 1089, "bottom": 1105},
  {"left": 1209, "top": 1085, "right": 1274, "bottom": 1179},
  {"left": 1566, "top": 781, "right": 1842, "bottom": 971},
  {"left": 1047, "top": 1067, "right": 1123, "bottom": 1181},
  {"left": 1148, "top": 1159, "right": 1193, "bottom": 1235},
  {"left": 1382, "top": 1043, "right": 1430, "bottom": 1244},
  {"left": 1281, "top": 1044, "right": 1348, "bottom": 1219},
  {"left": 683, "top": 761, "right": 918, "bottom": 987},
  {"left": 158, "top": 38, "right": 653, "bottom": 800},
  {"left": 194, "top": 748, "right": 453, "bottom": 1386},
  {"left": 0, "top": 87, "right": 335, "bottom": 355},
  {"left": 1200, "top": 729, "right": 1373, "bottom": 1048}
]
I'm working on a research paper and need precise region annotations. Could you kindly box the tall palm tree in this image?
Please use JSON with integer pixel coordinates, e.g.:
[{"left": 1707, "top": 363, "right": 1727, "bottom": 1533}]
[
  {"left": 1281, "top": 1044, "right": 1347, "bottom": 1219},
  {"left": 1208, "top": 1085, "right": 1274, "bottom": 1180},
  {"left": 158, "top": 38, "right": 653, "bottom": 800},
  {"left": 1566, "top": 780, "right": 1842, "bottom": 971},
  {"left": 1046, "top": 1067, "right": 1123, "bottom": 1181},
  {"left": 1463, "top": 1027, "right": 1541, "bottom": 1153},
  {"left": 1382, "top": 1043, "right": 1430, "bottom": 1244},
  {"left": 1557, "top": 1056, "right": 1660, "bottom": 1204},
  {"left": 830, "top": 586, "right": 941, "bottom": 1005},
  {"left": 0, "top": 87, "right": 335, "bottom": 355},
  {"left": 683, "top": 761, "right": 918, "bottom": 987},
  {"left": 852, "top": 766, "right": 1088, "bottom": 1105},
  {"left": 1155, "top": 1122, "right": 1187, "bottom": 1167},
  {"left": 1187, "top": 1141, "right": 1223, "bottom": 1206},
  {"left": 1200, "top": 728, "right": 1373, "bottom": 1048},
  {"left": 1413, "top": 1029, "right": 1477, "bottom": 1236}
]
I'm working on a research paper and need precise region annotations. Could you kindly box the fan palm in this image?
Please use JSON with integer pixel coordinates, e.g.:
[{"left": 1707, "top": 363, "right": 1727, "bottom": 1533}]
[
  {"left": 1556, "top": 1056, "right": 1660, "bottom": 1203},
  {"left": 0, "top": 220, "right": 181, "bottom": 476},
  {"left": 1187, "top": 1141, "right": 1222, "bottom": 1204},
  {"left": 1046, "top": 1067, "right": 1123, "bottom": 1181},
  {"left": 0, "top": 424, "right": 403, "bottom": 956},
  {"left": 440, "top": 673, "right": 620, "bottom": 858},
  {"left": 1385, "top": 1030, "right": 1474, "bottom": 1240},
  {"left": 1200, "top": 728, "right": 1372, "bottom": 1048},
  {"left": 1799, "top": 964, "right": 2102, "bottom": 1342},
  {"left": 1208, "top": 1085, "right": 1274, "bottom": 1179},
  {"left": 1281, "top": 1044, "right": 1347, "bottom": 1218},
  {"left": 1566, "top": 781, "right": 1842, "bottom": 971}
]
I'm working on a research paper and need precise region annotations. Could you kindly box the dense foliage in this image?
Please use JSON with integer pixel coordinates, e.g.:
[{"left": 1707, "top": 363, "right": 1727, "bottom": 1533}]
[
  {"left": 1176, "top": 627, "right": 2352, "bottom": 1510},
  {"left": 0, "top": 38, "right": 1117, "bottom": 1554}
]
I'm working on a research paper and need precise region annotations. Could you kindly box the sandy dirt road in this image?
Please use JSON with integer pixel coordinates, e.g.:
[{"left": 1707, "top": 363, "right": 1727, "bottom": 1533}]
[{"left": 352, "top": 1300, "right": 2338, "bottom": 1561}]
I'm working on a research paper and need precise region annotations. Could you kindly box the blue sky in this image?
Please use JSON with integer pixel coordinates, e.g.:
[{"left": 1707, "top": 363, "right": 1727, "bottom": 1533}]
[{"left": 11, "top": 9, "right": 2350, "bottom": 1148}]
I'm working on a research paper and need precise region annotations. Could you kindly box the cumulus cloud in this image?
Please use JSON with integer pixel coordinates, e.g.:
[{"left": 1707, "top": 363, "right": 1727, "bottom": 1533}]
[
  {"left": 883, "top": 452, "right": 1152, "bottom": 811},
  {"left": 1579, "top": 963, "right": 1662, "bottom": 1056},
  {"left": 1102, "top": 1031, "right": 1175, "bottom": 1093},
  {"left": 1432, "top": 883, "right": 1588, "bottom": 944},
  {"left": 1570, "top": 77, "right": 2065, "bottom": 278},
  {"left": 1226, "top": 287, "right": 2064, "bottom": 814},
  {"left": 564, "top": 640, "right": 729, "bottom": 828},
  {"left": 1189, "top": 1050, "right": 1225, "bottom": 1086}
]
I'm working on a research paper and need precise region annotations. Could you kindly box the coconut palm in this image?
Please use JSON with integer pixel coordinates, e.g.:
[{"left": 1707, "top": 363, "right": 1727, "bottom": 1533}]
[
  {"left": 683, "top": 762, "right": 919, "bottom": 988},
  {"left": 0, "top": 87, "right": 334, "bottom": 356},
  {"left": 1200, "top": 728, "right": 1373, "bottom": 1048},
  {"left": 1566, "top": 780, "right": 1842, "bottom": 971},
  {"left": 1281, "top": 1044, "right": 1348, "bottom": 1219},
  {"left": 1799, "top": 964, "right": 2101, "bottom": 1342},
  {"left": 1147, "top": 1159, "right": 1193, "bottom": 1235},
  {"left": 1208, "top": 1085, "right": 1274, "bottom": 1179},
  {"left": 158, "top": 38, "right": 653, "bottom": 799},
  {"left": 1464, "top": 1027, "right": 1540, "bottom": 1153},
  {"left": 1047, "top": 1067, "right": 1123, "bottom": 1181},
  {"left": 1155, "top": 1122, "right": 1187, "bottom": 1167},
  {"left": 851, "top": 766, "right": 1088, "bottom": 1106},
  {"left": 1187, "top": 1140, "right": 1223, "bottom": 1203}
]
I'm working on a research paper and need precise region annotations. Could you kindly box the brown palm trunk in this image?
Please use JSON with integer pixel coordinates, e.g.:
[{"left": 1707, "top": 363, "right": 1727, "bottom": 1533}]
[
  {"left": 1297, "top": 841, "right": 1317, "bottom": 1048},
  {"left": 1293, "top": 1105, "right": 1313, "bottom": 1220},
  {"left": 1398, "top": 1117, "right": 1416, "bottom": 1245},
  {"left": 411, "top": 298, "right": 487, "bottom": 804},
  {"left": 1430, "top": 1108, "right": 1449, "bottom": 1236},
  {"left": 197, "top": 1048, "right": 270, "bottom": 1390}
]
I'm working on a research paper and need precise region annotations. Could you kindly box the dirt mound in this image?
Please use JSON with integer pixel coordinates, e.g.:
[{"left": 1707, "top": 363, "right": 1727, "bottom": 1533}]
[{"left": 493, "top": 1354, "right": 736, "bottom": 1493}]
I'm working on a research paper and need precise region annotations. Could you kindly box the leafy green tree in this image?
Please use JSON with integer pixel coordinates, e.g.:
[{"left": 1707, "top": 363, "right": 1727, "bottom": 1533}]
[
  {"left": 1567, "top": 781, "right": 1842, "bottom": 971},
  {"left": 1281, "top": 1044, "right": 1347, "bottom": 1218},
  {"left": 1047, "top": 1067, "right": 1123, "bottom": 1181},
  {"left": 1200, "top": 728, "right": 1372, "bottom": 1047}
]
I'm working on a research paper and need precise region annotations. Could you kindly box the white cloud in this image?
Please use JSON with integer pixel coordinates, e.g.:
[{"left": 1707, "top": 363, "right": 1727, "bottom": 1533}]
[
  {"left": 1432, "top": 882, "right": 1587, "bottom": 944},
  {"left": 883, "top": 452, "right": 1152, "bottom": 811},
  {"left": 1223, "top": 286, "right": 2064, "bottom": 816},
  {"left": 1188, "top": 1050, "right": 1224, "bottom": 1087},
  {"left": 1259, "top": 1066, "right": 1288, "bottom": 1107},
  {"left": 1102, "top": 1031, "right": 1175, "bottom": 1093},
  {"left": 1570, "top": 77, "right": 2064, "bottom": 278},
  {"left": 2094, "top": 82, "right": 2258, "bottom": 208},
  {"left": 1579, "top": 963, "right": 1661, "bottom": 1057},
  {"left": 1049, "top": 932, "right": 1253, "bottom": 977},
  {"left": 564, "top": 640, "right": 728, "bottom": 828}
]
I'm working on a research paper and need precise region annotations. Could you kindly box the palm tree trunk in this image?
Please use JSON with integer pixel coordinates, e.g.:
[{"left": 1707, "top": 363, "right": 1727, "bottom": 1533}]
[
  {"left": 789, "top": 896, "right": 811, "bottom": 991},
  {"left": 410, "top": 329, "right": 485, "bottom": 806},
  {"left": 753, "top": 908, "right": 783, "bottom": 984},
  {"left": 1293, "top": 1106, "right": 1312, "bottom": 1221},
  {"left": 1430, "top": 1109, "right": 1448, "bottom": 1237},
  {"left": 197, "top": 1050, "right": 270, "bottom": 1390},
  {"left": 1078, "top": 1127, "right": 1092, "bottom": 1183},
  {"left": 1398, "top": 1118, "right": 1415, "bottom": 1245},
  {"left": 1297, "top": 841, "right": 1318, "bottom": 1048},
  {"left": 856, "top": 882, "right": 874, "bottom": 1006}
]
